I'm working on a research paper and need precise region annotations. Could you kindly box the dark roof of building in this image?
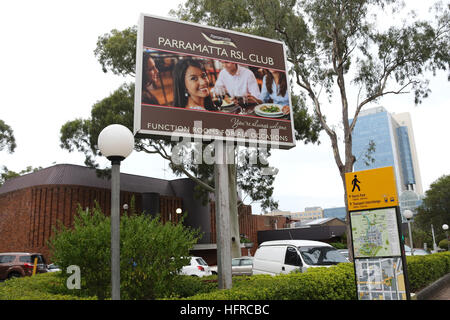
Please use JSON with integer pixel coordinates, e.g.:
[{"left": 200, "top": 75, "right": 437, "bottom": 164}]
[
  {"left": 0, "top": 164, "right": 189, "bottom": 196},
  {"left": 257, "top": 225, "right": 347, "bottom": 243}
]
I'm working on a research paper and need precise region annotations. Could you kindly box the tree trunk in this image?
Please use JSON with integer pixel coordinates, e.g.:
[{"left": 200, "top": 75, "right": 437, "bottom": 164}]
[
  {"left": 342, "top": 175, "right": 354, "bottom": 262},
  {"left": 228, "top": 163, "right": 242, "bottom": 258}
]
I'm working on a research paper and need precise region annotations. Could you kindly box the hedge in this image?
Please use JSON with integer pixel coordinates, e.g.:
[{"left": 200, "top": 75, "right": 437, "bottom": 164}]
[
  {"left": 1, "top": 252, "right": 448, "bottom": 300},
  {"left": 406, "top": 251, "right": 450, "bottom": 292},
  {"left": 184, "top": 263, "right": 356, "bottom": 300},
  {"left": 0, "top": 272, "right": 95, "bottom": 300},
  {"left": 185, "top": 252, "right": 450, "bottom": 300}
]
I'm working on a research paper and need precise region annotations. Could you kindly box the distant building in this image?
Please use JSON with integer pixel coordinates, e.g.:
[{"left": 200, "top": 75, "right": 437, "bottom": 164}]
[
  {"left": 304, "top": 207, "right": 324, "bottom": 220},
  {"left": 323, "top": 207, "right": 347, "bottom": 221},
  {"left": 266, "top": 207, "right": 324, "bottom": 225},
  {"left": 351, "top": 106, "right": 423, "bottom": 217},
  {"left": 289, "top": 207, "right": 323, "bottom": 222},
  {"left": 258, "top": 217, "right": 347, "bottom": 244},
  {"left": 264, "top": 209, "right": 292, "bottom": 217}
]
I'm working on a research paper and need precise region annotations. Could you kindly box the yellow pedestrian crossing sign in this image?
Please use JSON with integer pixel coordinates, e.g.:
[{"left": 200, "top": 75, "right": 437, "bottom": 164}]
[{"left": 345, "top": 166, "right": 398, "bottom": 211}]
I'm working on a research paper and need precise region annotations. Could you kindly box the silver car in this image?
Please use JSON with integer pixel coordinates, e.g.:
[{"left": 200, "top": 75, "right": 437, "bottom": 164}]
[
  {"left": 210, "top": 256, "right": 254, "bottom": 276},
  {"left": 231, "top": 256, "right": 253, "bottom": 276}
]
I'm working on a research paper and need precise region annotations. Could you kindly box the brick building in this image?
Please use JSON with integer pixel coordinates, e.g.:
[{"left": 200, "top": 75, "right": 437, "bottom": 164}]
[{"left": 0, "top": 164, "right": 285, "bottom": 264}]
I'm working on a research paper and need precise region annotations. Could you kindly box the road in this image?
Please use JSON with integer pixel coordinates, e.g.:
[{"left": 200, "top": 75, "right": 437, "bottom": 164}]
[{"left": 425, "top": 283, "right": 450, "bottom": 300}]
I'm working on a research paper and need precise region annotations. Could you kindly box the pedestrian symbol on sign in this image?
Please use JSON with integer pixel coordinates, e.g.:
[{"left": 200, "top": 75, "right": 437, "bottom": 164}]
[{"left": 352, "top": 175, "right": 361, "bottom": 192}]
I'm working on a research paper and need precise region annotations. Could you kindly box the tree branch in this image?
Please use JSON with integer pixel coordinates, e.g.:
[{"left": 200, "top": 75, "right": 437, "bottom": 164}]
[{"left": 139, "top": 139, "right": 215, "bottom": 193}]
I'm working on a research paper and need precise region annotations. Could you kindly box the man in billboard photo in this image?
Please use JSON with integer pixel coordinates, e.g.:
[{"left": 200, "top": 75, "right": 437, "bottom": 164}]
[
  {"left": 142, "top": 52, "right": 161, "bottom": 105},
  {"left": 213, "top": 62, "right": 261, "bottom": 105},
  {"left": 172, "top": 58, "right": 218, "bottom": 111}
]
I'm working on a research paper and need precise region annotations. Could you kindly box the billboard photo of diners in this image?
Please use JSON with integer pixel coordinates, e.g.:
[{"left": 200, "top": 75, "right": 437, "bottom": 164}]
[{"left": 134, "top": 14, "right": 295, "bottom": 149}]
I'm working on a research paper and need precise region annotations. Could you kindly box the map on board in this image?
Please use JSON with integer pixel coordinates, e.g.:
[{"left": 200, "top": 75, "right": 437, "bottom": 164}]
[
  {"left": 351, "top": 207, "right": 401, "bottom": 258},
  {"left": 355, "top": 257, "right": 407, "bottom": 300}
]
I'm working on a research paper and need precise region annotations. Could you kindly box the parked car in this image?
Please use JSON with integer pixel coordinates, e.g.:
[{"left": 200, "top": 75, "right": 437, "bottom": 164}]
[
  {"left": 337, "top": 249, "right": 350, "bottom": 261},
  {"left": 180, "top": 256, "right": 212, "bottom": 277},
  {"left": 210, "top": 256, "right": 254, "bottom": 276},
  {"left": 46, "top": 263, "right": 61, "bottom": 272},
  {"left": 231, "top": 256, "right": 253, "bottom": 276},
  {"left": 252, "top": 240, "right": 348, "bottom": 276},
  {"left": 0, "top": 252, "right": 48, "bottom": 280},
  {"left": 404, "top": 245, "right": 430, "bottom": 256}
]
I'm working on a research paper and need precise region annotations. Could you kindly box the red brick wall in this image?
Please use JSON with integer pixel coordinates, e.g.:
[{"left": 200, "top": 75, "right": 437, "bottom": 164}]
[
  {"left": 1, "top": 184, "right": 283, "bottom": 265},
  {"left": 209, "top": 202, "right": 286, "bottom": 257},
  {"left": 159, "top": 196, "right": 183, "bottom": 224},
  {"left": 0, "top": 188, "right": 33, "bottom": 254},
  {"left": 0, "top": 185, "right": 182, "bottom": 263}
]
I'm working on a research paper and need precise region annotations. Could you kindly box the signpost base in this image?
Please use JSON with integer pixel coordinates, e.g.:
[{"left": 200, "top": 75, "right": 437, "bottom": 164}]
[{"left": 214, "top": 141, "right": 232, "bottom": 289}]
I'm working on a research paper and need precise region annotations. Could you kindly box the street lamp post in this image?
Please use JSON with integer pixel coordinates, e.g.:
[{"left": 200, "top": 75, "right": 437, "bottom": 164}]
[
  {"left": 403, "top": 210, "right": 414, "bottom": 256},
  {"left": 98, "top": 124, "right": 134, "bottom": 301},
  {"left": 443, "top": 224, "right": 449, "bottom": 251}
]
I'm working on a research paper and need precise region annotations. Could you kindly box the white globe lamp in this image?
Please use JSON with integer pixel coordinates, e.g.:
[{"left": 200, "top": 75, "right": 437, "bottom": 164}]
[{"left": 98, "top": 124, "right": 134, "bottom": 162}]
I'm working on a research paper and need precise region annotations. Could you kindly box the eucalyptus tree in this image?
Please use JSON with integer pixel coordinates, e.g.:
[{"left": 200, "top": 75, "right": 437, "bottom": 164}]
[
  {"left": 0, "top": 119, "right": 16, "bottom": 154},
  {"left": 60, "top": 26, "right": 320, "bottom": 214},
  {"left": 171, "top": 0, "right": 450, "bottom": 259}
]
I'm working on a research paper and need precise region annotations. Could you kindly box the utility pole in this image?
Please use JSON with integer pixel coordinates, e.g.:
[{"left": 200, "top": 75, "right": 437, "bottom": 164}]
[
  {"left": 431, "top": 224, "right": 438, "bottom": 253},
  {"left": 228, "top": 162, "right": 242, "bottom": 259},
  {"left": 214, "top": 141, "right": 232, "bottom": 289}
]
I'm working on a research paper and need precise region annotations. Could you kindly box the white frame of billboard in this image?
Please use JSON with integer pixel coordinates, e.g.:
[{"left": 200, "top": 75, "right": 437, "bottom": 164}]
[{"left": 134, "top": 13, "right": 296, "bottom": 149}]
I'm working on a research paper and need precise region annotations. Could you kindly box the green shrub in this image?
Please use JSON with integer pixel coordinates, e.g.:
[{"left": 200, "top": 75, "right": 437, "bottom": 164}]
[
  {"left": 183, "top": 253, "right": 450, "bottom": 300},
  {"left": 2, "top": 253, "right": 449, "bottom": 300},
  {"left": 438, "top": 239, "right": 449, "bottom": 250},
  {"left": 406, "top": 252, "right": 450, "bottom": 292},
  {"left": 48, "top": 204, "right": 201, "bottom": 300},
  {"left": 330, "top": 242, "right": 347, "bottom": 250},
  {"left": 184, "top": 263, "right": 356, "bottom": 300},
  {"left": 0, "top": 272, "right": 95, "bottom": 300},
  {"left": 164, "top": 275, "right": 218, "bottom": 298}
]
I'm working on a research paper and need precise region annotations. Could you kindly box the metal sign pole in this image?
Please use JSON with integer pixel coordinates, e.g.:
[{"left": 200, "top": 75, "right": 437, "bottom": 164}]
[
  {"left": 111, "top": 160, "right": 121, "bottom": 300},
  {"left": 214, "top": 140, "right": 232, "bottom": 289}
]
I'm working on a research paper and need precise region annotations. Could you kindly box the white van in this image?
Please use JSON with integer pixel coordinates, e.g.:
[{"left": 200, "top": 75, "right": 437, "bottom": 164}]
[{"left": 252, "top": 240, "right": 348, "bottom": 275}]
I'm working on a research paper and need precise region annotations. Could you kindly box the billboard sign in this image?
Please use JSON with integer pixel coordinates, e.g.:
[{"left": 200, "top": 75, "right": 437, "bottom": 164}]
[{"left": 134, "top": 14, "right": 295, "bottom": 149}]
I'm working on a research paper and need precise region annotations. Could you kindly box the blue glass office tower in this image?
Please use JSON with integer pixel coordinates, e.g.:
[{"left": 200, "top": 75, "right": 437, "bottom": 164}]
[{"left": 351, "top": 107, "right": 423, "bottom": 197}]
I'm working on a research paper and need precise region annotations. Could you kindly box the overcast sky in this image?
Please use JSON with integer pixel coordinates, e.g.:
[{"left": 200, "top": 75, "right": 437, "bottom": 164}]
[{"left": 1, "top": 0, "right": 449, "bottom": 214}]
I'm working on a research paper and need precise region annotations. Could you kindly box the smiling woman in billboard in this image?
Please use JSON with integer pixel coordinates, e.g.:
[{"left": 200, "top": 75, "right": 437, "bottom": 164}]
[{"left": 172, "top": 58, "right": 217, "bottom": 111}]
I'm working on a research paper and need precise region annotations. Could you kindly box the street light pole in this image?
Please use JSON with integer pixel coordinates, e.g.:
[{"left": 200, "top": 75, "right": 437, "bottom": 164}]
[
  {"left": 431, "top": 224, "right": 438, "bottom": 253},
  {"left": 443, "top": 224, "right": 449, "bottom": 251},
  {"left": 403, "top": 210, "right": 414, "bottom": 256},
  {"left": 110, "top": 158, "right": 121, "bottom": 300},
  {"left": 98, "top": 124, "right": 134, "bottom": 301}
]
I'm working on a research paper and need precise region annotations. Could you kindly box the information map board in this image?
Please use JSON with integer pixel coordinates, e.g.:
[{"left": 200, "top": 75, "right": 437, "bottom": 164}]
[
  {"left": 346, "top": 167, "right": 410, "bottom": 300},
  {"left": 351, "top": 208, "right": 401, "bottom": 258}
]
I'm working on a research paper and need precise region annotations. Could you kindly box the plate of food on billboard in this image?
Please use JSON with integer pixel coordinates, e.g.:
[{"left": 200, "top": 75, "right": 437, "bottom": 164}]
[{"left": 134, "top": 14, "right": 295, "bottom": 149}]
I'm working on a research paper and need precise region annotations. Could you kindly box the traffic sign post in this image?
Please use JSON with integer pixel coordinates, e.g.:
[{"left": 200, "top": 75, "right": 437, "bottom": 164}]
[{"left": 345, "top": 167, "right": 411, "bottom": 300}]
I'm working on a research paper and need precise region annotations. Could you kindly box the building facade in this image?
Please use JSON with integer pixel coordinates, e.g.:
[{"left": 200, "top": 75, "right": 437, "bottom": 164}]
[
  {"left": 351, "top": 107, "right": 423, "bottom": 216},
  {"left": 323, "top": 207, "right": 347, "bottom": 221},
  {"left": 266, "top": 207, "right": 324, "bottom": 225},
  {"left": 0, "top": 164, "right": 284, "bottom": 264}
]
